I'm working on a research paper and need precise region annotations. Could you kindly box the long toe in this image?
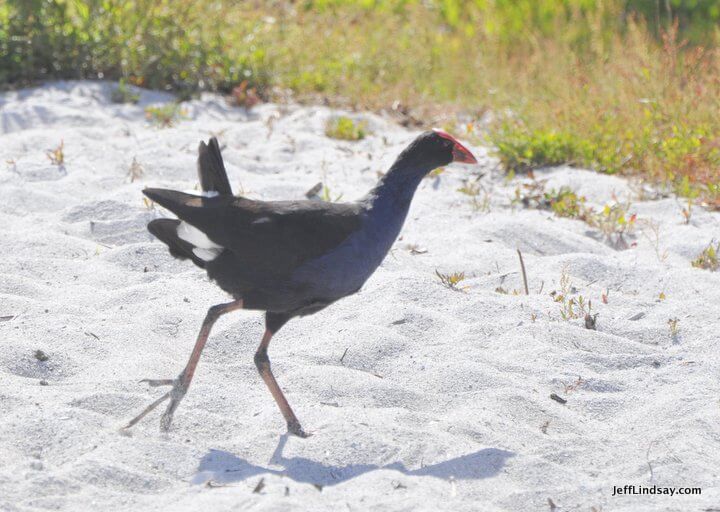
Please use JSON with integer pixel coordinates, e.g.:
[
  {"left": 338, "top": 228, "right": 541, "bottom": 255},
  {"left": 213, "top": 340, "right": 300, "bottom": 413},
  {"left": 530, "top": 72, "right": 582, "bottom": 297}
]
[
  {"left": 159, "top": 410, "right": 174, "bottom": 432},
  {"left": 159, "top": 398, "right": 180, "bottom": 431},
  {"left": 158, "top": 381, "right": 188, "bottom": 431},
  {"left": 123, "top": 391, "right": 171, "bottom": 429},
  {"left": 140, "top": 378, "right": 175, "bottom": 387},
  {"left": 287, "top": 420, "right": 311, "bottom": 438}
]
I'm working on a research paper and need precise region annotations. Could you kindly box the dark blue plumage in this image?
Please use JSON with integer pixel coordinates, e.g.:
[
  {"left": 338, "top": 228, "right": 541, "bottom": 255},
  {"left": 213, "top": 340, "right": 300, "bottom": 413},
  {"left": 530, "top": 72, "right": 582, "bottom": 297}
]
[{"left": 126, "top": 129, "right": 477, "bottom": 436}]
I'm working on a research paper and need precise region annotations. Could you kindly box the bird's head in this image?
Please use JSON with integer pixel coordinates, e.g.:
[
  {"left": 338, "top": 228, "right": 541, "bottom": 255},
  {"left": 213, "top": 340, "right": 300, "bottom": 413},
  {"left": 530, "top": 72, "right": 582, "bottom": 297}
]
[
  {"left": 428, "top": 129, "right": 478, "bottom": 165},
  {"left": 393, "top": 129, "right": 478, "bottom": 176}
]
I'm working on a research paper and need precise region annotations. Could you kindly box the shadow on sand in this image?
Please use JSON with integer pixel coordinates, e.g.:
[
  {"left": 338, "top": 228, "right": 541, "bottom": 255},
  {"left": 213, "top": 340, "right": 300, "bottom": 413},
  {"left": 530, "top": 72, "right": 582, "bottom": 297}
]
[{"left": 193, "top": 434, "right": 514, "bottom": 487}]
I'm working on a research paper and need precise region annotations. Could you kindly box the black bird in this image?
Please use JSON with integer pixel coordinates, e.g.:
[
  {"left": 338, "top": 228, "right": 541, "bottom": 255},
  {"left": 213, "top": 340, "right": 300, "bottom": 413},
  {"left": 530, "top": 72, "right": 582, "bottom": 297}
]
[{"left": 125, "top": 130, "right": 477, "bottom": 437}]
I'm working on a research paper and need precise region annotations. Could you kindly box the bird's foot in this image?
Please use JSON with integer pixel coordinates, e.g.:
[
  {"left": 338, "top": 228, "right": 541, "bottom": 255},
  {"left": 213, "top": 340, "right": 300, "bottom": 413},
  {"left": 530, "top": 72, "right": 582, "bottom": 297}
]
[
  {"left": 123, "top": 372, "right": 188, "bottom": 431},
  {"left": 287, "top": 419, "right": 311, "bottom": 438},
  {"left": 159, "top": 378, "right": 188, "bottom": 432}
]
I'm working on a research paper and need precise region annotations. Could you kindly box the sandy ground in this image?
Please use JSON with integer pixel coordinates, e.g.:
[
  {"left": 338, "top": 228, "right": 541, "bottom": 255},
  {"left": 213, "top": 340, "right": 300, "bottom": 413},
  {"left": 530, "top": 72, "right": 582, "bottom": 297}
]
[{"left": 1, "top": 81, "right": 719, "bottom": 512}]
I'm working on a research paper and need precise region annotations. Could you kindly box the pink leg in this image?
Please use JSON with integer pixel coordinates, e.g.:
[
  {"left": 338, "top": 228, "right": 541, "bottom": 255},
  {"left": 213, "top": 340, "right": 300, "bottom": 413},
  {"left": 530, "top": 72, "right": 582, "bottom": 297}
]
[
  {"left": 254, "top": 329, "right": 309, "bottom": 437},
  {"left": 124, "top": 299, "right": 243, "bottom": 431}
]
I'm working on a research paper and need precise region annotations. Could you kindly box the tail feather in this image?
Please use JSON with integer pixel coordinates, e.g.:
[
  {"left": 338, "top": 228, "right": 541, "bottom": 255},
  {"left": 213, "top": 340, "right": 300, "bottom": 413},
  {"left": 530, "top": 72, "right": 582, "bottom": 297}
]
[
  {"left": 197, "top": 137, "right": 232, "bottom": 196},
  {"left": 143, "top": 188, "right": 201, "bottom": 217},
  {"left": 144, "top": 137, "right": 233, "bottom": 268},
  {"left": 147, "top": 219, "right": 206, "bottom": 268}
]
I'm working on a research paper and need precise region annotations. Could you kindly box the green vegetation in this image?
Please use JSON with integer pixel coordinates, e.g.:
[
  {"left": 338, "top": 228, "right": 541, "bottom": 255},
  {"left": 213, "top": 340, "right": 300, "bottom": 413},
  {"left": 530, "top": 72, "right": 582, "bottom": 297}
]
[
  {"left": 1, "top": 1, "right": 718, "bottom": 201},
  {"left": 325, "top": 116, "right": 367, "bottom": 141},
  {"left": 144, "top": 103, "right": 184, "bottom": 128},
  {"left": 692, "top": 241, "right": 719, "bottom": 271},
  {"left": 514, "top": 179, "right": 637, "bottom": 249},
  {"left": 46, "top": 140, "right": 64, "bottom": 166},
  {"left": 320, "top": 183, "right": 344, "bottom": 202},
  {"left": 493, "top": 130, "right": 584, "bottom": 175},
  {"left": 435, "top": 270, "right": 468, "bottom": 292},
  {"left": 545, "top": 187, "right": 586, "bottom": 219},
  {"left": 586, "top": 203, "right": 637, "bottom": 249},
  {"left": 111, "top": 79, "right": 140, "bottom": 104},
  {"left": 552, "top": 268, "right": 593, "bottom": 321}
]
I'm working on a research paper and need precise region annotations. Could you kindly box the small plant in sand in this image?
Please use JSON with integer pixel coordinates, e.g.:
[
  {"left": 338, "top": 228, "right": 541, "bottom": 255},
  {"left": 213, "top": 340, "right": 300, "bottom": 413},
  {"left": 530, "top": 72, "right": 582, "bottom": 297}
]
[
  {"left": 436, "top": 270, "right": 468, "bottom": 292},
  {"left": 231, "top": 80, "right": 261, "bottom": 109},
  {"left": 513, "top": 180, "right": 587, "bottom": 220},
  {"left": 470, "top": 193, "right": 491, "bottom": 213},
  {"left": 551, "top": 267, "right": 592, "bottom": 321},
  {"left": 495, "top": 286, "right": 522, "bottom": 295},
  {"left": 638, "top": 219, "right": 669, "bottom": 262},
  {"left": 563, "top": 376, "right": 586, "bottom": 394},
  {"left": 512, "top": 177, "right": 548, "bottom": 209},
  {"left": 46, "top": 140, "right": 64, "bottom": 166},
  {"left": 425, "top": 167, "right": 446, "bottom": 179},
  {"left": 675, "top": 176, "right": 700, "bottom": 224},
  {"left": 680, "top": 198, "right": 694, "bottom": 225},
  {"left": 691, "top": 241, "right": 719, "bottom": 271},
  {"left": 145, "top": 103, "right": 184, "bottom": 127},
  {"left": 586, "top": 202, "right": 637, "bottom": 249},
  {"left": 127, "top": 157, "right": 144, "bottom": 182},
  {"left": 544, "top": 187, "right": 587, "bottom": 219},
  {"left": 668, "top": 317, "right": 680, "bottom": 337},
  {"left": 320, "top": 184, "right": 343, "bottom": 202},
  {"left": 325, "top": 116, "right": 367, "bottom": 141},
  {"left": 458, "top": 178, "right": 490, "bottom": 212},
  {"left": 458, "top": 180, "right": 481, "bottom": 197},
  {"left": 704, "top": 183, "right": 720, "bottom": 211},
  {"left": 111, "top": 79, "right": 140, "bottom": 104}
]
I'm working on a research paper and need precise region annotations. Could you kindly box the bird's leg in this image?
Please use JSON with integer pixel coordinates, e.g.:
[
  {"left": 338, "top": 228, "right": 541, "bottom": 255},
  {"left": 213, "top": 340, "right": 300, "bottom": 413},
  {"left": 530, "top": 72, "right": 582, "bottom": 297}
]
[
  {"left": 254, "top": 329, "right": 309, "bottom": 438},
  {"left": 124, "top": 299, "right": 243, "bottom": 431}
]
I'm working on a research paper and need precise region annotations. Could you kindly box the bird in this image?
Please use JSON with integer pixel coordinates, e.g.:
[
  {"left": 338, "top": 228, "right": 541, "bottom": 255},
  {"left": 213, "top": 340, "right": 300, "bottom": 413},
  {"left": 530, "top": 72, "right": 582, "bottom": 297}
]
[{"left": 124, "top": 129, "right": 477, "bottom": 437}]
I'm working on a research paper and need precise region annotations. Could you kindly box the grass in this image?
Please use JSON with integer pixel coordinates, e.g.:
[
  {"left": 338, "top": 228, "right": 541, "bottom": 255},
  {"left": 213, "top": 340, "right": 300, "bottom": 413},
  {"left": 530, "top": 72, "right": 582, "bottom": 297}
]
[
  {"left": 145, "top": 103, "right": 184, "bottom": 128},
  {"left": 46, "top": 139, "right": 64, "bottom": 166},
  {"left": 552, "top": 267, "right": 593, "bottom": 322},
  {"left": 586, "top": 203, "right": 637, "bottom": 249},
  {"left": 435, "top": 270, "right": 468, "bottom": 292},
  {"left": 325, "top": 116, "right": 367, "bottom": 141},
  {"left": 111, "top": 79, "right": 139, "bottom": 104},
  {"left": 1, "top": 1, "right": 719, "bottom": 201},
  {"left": 127, "top": 157, "right": 143, "bottom": 183},
  {"left": 692, "top": 241, "right": 719, "bottom": 271},
  {"left": 545, "top": 187, "right": 587, "bottom": 219},
  {"left": 514, "top": 178, "right": 637, "bottom": 249}
]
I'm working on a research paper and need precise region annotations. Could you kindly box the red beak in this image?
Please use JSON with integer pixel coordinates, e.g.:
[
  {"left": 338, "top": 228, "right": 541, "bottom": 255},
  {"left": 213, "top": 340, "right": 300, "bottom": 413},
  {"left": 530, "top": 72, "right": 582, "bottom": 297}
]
[
  {"left": 452, "top": 143, "right": 478, "bottom": 164},
  {"left": 433, "top": 129, "right": 478, "bottom": 164}
]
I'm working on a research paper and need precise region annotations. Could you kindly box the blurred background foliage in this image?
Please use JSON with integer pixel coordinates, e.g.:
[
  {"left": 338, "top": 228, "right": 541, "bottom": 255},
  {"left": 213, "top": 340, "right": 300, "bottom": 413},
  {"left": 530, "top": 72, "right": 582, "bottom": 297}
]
[{"left": 1, "top": 0, "right": 718, "bottom": 200}]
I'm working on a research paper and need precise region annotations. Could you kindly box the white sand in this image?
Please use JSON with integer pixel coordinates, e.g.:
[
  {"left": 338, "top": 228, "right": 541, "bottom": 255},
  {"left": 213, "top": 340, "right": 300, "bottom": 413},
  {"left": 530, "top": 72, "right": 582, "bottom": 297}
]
[{"left": 1, "top": 81, "right": 719, "bottom": 512}]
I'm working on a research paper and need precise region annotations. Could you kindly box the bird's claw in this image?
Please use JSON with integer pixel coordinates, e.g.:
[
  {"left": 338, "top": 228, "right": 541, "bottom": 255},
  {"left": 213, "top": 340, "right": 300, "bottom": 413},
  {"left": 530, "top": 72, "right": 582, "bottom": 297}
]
[
  {"left": 125, "top": 373, "right": 188, "bottom": 431},
  {"left": 287, "top": 420, "right": 311, "bottom": 438}
]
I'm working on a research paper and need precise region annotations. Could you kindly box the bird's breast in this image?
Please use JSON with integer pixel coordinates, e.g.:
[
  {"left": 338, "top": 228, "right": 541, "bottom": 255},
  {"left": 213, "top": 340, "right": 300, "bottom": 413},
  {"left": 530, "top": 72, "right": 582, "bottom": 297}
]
[{"left": 290, "top": 210, "right": 407, "bottom": 300}]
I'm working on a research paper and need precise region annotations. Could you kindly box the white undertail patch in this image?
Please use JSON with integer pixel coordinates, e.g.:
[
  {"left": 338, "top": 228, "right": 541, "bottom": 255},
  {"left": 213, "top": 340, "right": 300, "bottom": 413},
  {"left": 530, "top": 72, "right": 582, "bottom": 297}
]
[
  {"left": 177, "top": 221, "right": 224, "bottom": 261},
  {"left": 181, "top": 189, "right": 220, "bottom": 198}
]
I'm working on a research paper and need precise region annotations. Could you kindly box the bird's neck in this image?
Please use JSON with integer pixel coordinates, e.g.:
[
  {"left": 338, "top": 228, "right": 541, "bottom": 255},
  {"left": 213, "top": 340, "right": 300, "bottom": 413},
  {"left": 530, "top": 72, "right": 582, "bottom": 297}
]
[
  {"left": 365, "top": 157, "right": 433, "bottom": 210},
  {"left": 362, "top": 158, "right": 434, "bottom": 235}
]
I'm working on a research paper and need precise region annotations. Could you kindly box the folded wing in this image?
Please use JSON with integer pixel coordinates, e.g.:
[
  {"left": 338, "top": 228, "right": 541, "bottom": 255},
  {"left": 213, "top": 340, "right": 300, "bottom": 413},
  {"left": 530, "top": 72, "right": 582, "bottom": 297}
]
[{"left": 143, "top": 188, "right": 363, "bottom": 277}]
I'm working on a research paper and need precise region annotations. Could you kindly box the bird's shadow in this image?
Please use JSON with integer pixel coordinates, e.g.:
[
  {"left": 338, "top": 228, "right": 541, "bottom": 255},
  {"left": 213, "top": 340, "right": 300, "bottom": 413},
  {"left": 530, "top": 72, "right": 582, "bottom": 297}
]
[{"left": 193, "top": 434, "right": 514, "bottom": 487}]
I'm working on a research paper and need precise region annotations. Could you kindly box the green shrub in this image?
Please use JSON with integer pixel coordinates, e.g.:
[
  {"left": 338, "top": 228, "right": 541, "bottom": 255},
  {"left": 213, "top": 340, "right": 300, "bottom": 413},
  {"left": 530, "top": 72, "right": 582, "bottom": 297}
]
[
  {"left": 111, "top": 79, "right": 140, "bottom": 104},
  {"left": 145, "top": 103, "right": 184, "bottom": 128},
  {"left": 545, "top": 187, "right": 586, "bottom": 219},
  {"left": 692, "top": 241, "right": 719, "bottom": 271},
  {"left": 325, "top": 116, "right": 367, "bottom": 141}
]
